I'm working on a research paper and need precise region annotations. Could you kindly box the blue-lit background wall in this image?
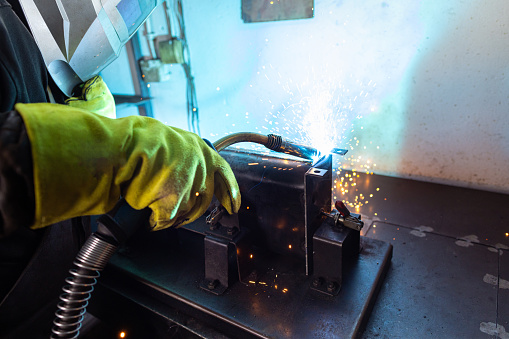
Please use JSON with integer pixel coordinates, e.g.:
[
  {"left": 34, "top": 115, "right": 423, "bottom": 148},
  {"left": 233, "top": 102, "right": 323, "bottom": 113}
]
[{"left": 102, "top": 0, "right": 509, "bottom": 194}]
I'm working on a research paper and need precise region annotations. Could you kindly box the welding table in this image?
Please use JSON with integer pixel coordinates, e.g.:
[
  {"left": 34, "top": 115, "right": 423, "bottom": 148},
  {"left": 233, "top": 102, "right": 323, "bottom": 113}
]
[{"left": 86, "top": 161, "right": 508, "bottom": 338}]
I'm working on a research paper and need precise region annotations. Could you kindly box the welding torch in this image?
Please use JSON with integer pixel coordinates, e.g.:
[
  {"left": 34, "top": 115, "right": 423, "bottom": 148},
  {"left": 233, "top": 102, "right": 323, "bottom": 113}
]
[{"left": 213, "top": 132, "right": 347, "bottom": 160}]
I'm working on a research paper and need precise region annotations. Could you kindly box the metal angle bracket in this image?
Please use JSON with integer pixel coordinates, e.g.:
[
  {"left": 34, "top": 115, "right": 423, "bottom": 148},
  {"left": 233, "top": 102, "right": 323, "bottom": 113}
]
[
  {"left": 310, "top": 216, "right": 360, "bottom": 296},
  {"left": 304, "top": 154, "right": 333, "bottom": 276},
  {"left": 200, "top": 235, "right": 237, "bottom": 295},
  {"left": 200, "top": 211, "right": 245, "bottom": 295}
]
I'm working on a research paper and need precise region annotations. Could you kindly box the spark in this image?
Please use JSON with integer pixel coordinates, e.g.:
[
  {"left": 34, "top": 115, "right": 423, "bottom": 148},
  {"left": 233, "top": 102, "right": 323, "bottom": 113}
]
[{"left": 244, "top": 65, "right": 383, "bottom": 216}]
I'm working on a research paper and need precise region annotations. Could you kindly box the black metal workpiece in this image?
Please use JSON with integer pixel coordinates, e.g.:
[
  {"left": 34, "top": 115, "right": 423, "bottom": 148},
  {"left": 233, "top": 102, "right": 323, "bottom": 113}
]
[
  {"left": 184, "top": 150, "right": 334, "bottom": 293},
  {"left": 216, "top": 150, "right": 314, "bottom": 260},
  {"left": 191, "top": 150, "right": 331, "bottom": 262}
]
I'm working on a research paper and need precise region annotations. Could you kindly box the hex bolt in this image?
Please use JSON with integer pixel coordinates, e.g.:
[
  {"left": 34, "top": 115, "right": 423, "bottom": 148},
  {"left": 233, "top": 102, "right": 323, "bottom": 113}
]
[
  {"left": 312, "top": 278, "right": 322, "bottom": 288},
  {"left": 207, "top": 279, "right": 218, "bottom": 290},
  {"left": 227, "top": 227, "right": 237, "bottom": 236},
  {"left": 326, "top": 281, "right": 336, "bottom": 293}
]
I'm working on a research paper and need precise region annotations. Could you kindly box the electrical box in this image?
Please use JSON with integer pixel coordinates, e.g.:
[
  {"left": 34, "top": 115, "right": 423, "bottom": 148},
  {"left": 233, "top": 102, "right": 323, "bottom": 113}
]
[
  {"left": 158, "top": 39, "right": 185, "bottom": 64},
  {"left": 139, "top": 59, "right": 171, "bottom": 82}
]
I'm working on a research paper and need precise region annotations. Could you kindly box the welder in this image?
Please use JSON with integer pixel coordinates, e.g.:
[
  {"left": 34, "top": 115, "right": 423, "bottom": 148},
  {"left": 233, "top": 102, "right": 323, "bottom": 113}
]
[{"left": 0, "top": 0, "right": 240, "bottom": 337}]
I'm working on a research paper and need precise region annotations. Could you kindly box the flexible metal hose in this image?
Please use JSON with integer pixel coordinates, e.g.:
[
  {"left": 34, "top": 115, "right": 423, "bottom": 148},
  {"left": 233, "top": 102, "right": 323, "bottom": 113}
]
[
  {"left": 51, "top": 200, "right": 151, "bottom": 338},
  {"left": 51, "top": 234, "right": 118, "bottom": 338}
]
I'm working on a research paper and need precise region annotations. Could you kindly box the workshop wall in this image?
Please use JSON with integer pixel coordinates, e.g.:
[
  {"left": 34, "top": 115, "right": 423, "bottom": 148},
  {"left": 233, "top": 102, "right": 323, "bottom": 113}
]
[{"left": 103, "top": 0, "right": 509, "bottom": 194}]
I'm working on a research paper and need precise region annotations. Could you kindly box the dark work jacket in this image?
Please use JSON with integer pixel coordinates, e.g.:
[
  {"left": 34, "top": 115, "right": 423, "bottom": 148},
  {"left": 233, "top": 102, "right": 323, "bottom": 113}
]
[
  {"left": 0, "top": 1, "right": 89, "bottom": 337},
  {"left": 0, "top": 0, "right": 47, "bottom": 112}
]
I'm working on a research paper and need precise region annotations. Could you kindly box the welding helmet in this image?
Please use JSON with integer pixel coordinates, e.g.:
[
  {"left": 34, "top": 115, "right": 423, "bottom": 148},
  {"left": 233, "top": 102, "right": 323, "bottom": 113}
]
[{"left": 19, "top": 0, "right": 162, "bottom": 96}]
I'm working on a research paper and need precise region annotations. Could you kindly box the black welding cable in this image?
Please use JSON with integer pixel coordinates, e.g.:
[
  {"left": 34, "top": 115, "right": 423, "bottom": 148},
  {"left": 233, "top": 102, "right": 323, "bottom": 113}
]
[{"left": 213, "top": 132, "right": 270, "bottom": 152}]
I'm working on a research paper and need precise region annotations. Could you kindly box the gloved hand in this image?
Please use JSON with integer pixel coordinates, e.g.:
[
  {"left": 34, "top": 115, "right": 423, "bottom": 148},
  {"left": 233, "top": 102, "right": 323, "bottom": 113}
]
[
  {"left": 15, "top": 103, "right": 241, "bottom": 231},
  {"left": 65, "top": 76, "right": 116, "bottom": 119}
]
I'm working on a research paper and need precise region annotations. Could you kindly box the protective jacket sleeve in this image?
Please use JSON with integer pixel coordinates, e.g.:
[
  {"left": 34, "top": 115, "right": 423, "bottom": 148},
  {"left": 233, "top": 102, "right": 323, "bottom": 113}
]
[
  {"left": 15, "top": 102, "right": 241, "bottom": 231},
  {"left": 0, "top": 110, "right": 35, "bottom": 237},
  {"left": 0, "top": 0, "right": 48, "bottom": 113}
]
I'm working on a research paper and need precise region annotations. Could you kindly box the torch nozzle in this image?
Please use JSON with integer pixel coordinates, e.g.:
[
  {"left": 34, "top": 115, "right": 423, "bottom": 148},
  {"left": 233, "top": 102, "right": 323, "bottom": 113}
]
[
  {"left": 265, "top": 134, "right": 317, "bottom": 160},
  {"left": 330, "top": 148, "right": 348, "bottom": 156}
]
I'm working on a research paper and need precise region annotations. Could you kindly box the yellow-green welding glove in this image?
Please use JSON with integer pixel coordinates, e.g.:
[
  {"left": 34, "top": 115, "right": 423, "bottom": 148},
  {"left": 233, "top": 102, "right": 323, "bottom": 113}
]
[
  {"left": 65, "top": 75, "right": 116, "bottom": 119},
  {"left": 15, "top": 103, "right": 241, "bottom": 231}
]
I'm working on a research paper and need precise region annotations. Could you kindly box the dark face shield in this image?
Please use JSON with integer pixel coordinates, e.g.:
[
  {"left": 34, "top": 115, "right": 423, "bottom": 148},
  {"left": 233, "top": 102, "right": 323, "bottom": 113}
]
[{"left": 20, "top": 0, "right": 162, "bottom": 96}]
